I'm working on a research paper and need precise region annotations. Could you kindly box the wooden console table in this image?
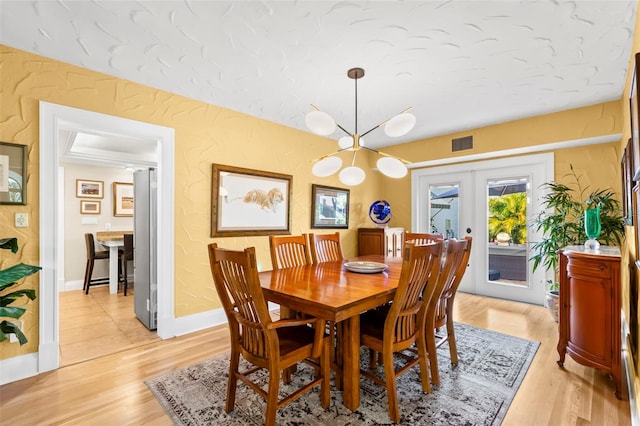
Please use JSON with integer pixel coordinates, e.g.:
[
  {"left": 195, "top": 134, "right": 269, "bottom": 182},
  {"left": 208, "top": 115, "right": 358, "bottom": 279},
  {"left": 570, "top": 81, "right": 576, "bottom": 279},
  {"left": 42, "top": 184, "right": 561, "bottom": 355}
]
[{"left": 557, "top": 245, "right": 622, "bottom": 399}]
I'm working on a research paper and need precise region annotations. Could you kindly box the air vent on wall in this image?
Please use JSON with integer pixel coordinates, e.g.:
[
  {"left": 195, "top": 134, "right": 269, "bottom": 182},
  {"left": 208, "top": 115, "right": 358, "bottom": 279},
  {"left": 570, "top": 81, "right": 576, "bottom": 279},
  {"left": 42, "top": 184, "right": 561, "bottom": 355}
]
[{"left": 452, "top": 135, "right": 473, "bottom": 152}]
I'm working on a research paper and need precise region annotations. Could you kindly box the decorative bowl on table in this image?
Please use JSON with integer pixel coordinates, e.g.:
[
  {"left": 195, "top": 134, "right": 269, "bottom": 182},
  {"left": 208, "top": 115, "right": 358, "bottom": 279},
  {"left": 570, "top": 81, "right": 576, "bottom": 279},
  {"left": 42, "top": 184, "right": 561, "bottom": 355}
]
[{"left": 344, "top": 261, "right": 388, "bottom": 274}]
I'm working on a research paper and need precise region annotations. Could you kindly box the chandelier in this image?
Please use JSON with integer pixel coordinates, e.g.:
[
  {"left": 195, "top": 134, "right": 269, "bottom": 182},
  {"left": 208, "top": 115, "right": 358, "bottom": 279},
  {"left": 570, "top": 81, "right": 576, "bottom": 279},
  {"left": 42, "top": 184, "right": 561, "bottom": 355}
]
[{"left": 306, "top": 67, "right": 415, "bottom": 186}]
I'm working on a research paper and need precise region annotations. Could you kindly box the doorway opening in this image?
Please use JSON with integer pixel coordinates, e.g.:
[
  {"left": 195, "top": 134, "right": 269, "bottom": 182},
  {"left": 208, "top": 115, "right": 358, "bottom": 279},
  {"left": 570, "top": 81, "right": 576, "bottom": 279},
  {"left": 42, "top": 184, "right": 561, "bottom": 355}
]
[{"left": 39, "top": 102, "right": 175, "bottom": 373}]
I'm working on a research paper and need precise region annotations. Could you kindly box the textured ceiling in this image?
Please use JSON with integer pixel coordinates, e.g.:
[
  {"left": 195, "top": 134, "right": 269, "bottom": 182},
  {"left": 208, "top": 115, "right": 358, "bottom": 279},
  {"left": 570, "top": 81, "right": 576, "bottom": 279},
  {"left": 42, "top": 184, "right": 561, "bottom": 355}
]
[{"left": 1, "top": 0, "right": 637, "bottom": 149}]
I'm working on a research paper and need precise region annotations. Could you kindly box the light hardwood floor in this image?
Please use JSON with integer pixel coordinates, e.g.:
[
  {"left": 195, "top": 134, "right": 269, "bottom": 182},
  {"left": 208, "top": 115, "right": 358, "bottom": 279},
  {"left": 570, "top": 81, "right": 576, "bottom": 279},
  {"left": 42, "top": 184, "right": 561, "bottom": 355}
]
[
  {"left": 0, "top": 293, "right": 631, "bottom": 425},
  {"left": 58, "top": 286, "right": 160, "bottom": 366}
]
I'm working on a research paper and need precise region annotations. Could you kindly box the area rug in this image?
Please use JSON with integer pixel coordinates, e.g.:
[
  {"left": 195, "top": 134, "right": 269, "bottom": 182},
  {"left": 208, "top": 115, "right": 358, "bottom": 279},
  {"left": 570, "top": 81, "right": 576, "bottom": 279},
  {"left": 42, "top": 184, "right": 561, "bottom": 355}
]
[{"left": 146, "top": 323, "right": 539, "bottom": 425}]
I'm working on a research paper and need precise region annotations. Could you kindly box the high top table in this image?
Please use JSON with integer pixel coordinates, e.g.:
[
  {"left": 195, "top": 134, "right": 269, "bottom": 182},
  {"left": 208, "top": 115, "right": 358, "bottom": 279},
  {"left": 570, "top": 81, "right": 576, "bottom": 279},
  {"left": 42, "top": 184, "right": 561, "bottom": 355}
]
[
  {"left": 258, "top": 254, "right": 403, "bottom": 411},
  {"left": 96, "top": 230, "right": 133, "bottom": 294}
]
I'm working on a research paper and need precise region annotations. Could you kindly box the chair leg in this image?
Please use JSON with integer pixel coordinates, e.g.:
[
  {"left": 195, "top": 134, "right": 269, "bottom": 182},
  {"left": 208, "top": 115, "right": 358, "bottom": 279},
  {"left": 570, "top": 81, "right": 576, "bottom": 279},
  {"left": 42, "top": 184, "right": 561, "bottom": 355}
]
[
  {"left": 84, "top": 259, "right": 95, "bottom": 294},
  {"left": 225, "top": 350, "right": 240, "bottom": 414},
  {"left": 265, "top": 367, "right": 280, "bottom": 426},
  {"left": 382, "top": 350, "right": 400, "bottom": 424},
  {"left": 83, "top": 259, "right": 92, "bottom": 292},
  {"left": 320, "top": 336, "right": 330, "bottom": 408},
  {"left": 368, "top": 348, "right": 376, "bottom": 369},
  {"left": 334, "top": 321, "right": 343, "bottom": 390},
  {"left": 445, "top": 303, "right": 458, "bottom": 365},
  {"left": 426, "top": 323, "right": 440, "bottom": 386},
  {"left": 415, "top": 334, "right": 432, "bottom": 393},
  {"left": 122, "top": 259, "right": 128, "bottom": 296}
]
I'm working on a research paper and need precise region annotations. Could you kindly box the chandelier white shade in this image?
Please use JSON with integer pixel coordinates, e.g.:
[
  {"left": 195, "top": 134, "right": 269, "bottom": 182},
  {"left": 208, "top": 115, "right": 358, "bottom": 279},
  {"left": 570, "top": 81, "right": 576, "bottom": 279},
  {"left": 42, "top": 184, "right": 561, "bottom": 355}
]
[
  {"left": 307, "top": 67, "right": 413, "bottom": 186},
  {"left": 305, "top": 110, "right": 336, "bottom": 136},
  {"left": 377, "top": 156, "right": 408, "bottom": 178},
  {"left": 384, "top": 112, "right": 416, "bottom": 137},
  {"left": 339, "top": 166, "right": 366, "bottom": 186},
  {"left": 312, "top": 156, "right": 343, "bottom": 177}
]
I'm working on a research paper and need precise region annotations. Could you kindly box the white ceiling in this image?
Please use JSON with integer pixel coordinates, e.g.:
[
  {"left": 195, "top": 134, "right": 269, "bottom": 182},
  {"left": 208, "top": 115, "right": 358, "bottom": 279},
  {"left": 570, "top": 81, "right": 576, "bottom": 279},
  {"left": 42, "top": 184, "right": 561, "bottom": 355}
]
[{"left": 1, "top": 0, "right": 637, "bottom": 151}]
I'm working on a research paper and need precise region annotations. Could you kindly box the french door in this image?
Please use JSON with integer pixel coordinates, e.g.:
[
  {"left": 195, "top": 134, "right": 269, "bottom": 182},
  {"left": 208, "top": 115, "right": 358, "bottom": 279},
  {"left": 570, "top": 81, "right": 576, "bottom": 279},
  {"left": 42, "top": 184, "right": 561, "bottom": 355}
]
[{"left": 411, "top": 154, "right": 553, "bottom": 305}]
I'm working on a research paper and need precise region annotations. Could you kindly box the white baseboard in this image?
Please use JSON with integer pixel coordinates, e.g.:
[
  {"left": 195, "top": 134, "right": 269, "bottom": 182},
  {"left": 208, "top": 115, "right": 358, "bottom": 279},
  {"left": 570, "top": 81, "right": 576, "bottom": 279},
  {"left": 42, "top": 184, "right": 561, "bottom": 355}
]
[
  {"left": 0, "top": 352, "right": 39, "bottom": 385},
  {"left": 63, "top": 279, "right": 84, "bottom": 292}
]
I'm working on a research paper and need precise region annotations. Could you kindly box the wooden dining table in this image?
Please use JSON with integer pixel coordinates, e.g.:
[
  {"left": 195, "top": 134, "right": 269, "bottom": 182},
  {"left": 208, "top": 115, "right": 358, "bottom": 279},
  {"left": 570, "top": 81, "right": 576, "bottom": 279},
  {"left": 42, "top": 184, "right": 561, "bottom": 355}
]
[
  {"left": 95, "top": 230, "right": 133, "bottom": 294},
  {"left": 258, "top": 254, "right": 404, "bottom": 411}
]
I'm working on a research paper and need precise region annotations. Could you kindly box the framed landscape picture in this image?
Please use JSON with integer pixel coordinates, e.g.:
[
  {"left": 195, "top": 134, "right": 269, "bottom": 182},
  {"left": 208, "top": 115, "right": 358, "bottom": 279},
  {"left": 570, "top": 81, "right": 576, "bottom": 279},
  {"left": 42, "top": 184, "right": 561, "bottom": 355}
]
[
  {"left": 311, "top": 184, "right": 349, "bottom": 229},
  {"left": 80, "top": 200, "right": 101, "bottom": 214},
  {"left": 211, "top": 164, "right": 292, "bottom": 237},
  {"left": 76, "top": 179, "right": 104, "bottom": 199},
  {"left": 113, "top": 182, "right": 134, "bottom": 216}
]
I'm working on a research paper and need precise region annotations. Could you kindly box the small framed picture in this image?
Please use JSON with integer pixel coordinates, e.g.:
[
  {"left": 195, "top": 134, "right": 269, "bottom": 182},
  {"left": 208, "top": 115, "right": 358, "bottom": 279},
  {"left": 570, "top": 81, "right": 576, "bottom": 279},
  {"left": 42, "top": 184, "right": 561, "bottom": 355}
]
[
  {"left": 0, "top": 142, "right": 27, "bottom": 205},
  {"left": 113, "top": 182, "right": 134, "bottom": 216},
  {"left": 76, "top": 179, "right": 104, "bottom": 199},
  {"left": 311, "top": 184, "right": 349, "bottom": 229},
  {"left": 80, "top": 200, "right": 101, "bottom": 214}
]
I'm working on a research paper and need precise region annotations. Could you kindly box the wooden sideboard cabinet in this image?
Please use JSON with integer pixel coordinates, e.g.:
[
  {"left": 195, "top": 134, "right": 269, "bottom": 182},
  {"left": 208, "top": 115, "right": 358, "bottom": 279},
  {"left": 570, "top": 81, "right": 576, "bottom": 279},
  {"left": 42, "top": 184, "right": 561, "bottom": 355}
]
[
  {"left": 557, "top": 246, "right": 622, "bottom": 399},
  {"left": 358, "top": 227, "right": 385, "bottom": 256}
]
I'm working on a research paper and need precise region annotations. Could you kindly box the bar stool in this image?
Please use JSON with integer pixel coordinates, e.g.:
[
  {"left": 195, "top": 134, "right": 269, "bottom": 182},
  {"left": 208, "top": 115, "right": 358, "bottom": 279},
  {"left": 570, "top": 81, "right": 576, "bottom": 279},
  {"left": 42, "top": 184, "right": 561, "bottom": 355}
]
[
  {"left": 119, "top": 234, "right": 134, "bottom": 295},
  {"left": 83, "top": 233, "right": 109, "bottom": 294}
]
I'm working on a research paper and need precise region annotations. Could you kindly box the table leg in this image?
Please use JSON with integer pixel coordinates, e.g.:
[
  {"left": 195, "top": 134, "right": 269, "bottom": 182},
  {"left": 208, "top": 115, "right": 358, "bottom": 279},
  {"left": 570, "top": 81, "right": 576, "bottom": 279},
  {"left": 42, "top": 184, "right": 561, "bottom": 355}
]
[
  {"left": 342, "top": 315, "right": 360, "bottom": 411},
  {"left": 108, "top": 245, "right": 119, "bottom": 294}
]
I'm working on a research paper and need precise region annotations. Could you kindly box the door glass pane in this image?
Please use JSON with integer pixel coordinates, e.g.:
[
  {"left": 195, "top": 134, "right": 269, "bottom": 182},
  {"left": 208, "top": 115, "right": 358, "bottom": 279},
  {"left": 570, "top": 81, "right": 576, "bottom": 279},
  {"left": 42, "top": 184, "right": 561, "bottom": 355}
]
[
  {"left": 429, "top": 184, "right": 459, "bottom": 239},
  {"left": 486, "top": 177, "right": 528, "bottom": 287}
]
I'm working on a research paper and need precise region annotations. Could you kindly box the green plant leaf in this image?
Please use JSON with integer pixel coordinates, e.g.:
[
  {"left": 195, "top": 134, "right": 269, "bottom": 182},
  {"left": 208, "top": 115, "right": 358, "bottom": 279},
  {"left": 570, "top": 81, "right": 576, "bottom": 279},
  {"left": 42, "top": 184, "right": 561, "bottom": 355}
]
[
  {"left": 530, "top": 164, "right": 625, "bottom": 274},
  {"left": 0, "top": 238, "right": 18, "bottom": 254},
  {"left": 0, "top": 320, "right": 28, "bottom": 345},
  {"left": 0, "top": 305, "right": 26, "bottom": 318},
  {"left": 0, "top": 290, "right": 35, "bottom": 307},
  {"left": 0, "top": 263, "right": 41, "bottom": 290}
]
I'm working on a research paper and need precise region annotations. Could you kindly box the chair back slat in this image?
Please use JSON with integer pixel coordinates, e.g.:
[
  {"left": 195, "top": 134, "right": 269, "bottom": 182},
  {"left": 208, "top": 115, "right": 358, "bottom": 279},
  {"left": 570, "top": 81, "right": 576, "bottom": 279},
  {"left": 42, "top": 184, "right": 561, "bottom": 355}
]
[
  {"left": 269, "top": 234, "right": 311, "bottom": 270},
  {"left": 433, "top": 237, "right": 472, "bottom": 327},
  {"left": 209, "top": 243, "right": 274, "bottom": 359},
  {"left": 309, "top": 232, "right": 344, "bottom": 264},
  {"left": 404, "top": 232, "right": 444, "bottom": 246},
  {"left": 385, "top": 242, "right": 443, "bottom": 344}
]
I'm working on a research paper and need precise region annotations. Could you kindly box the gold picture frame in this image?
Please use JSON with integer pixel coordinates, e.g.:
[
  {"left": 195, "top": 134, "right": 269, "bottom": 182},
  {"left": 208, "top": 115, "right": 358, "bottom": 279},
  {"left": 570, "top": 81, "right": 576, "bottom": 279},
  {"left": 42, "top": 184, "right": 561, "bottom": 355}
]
[
  {"left": 113, "top": 182, "right": 134, "bottom": 216},
  {"left": 0, "top": 142, "right": 27, "bottom": 205},
  {"left": 211, "top": 164, "right": 292, "bottom": 237},
  {"left": 76, "top": 179, "right": 104, "bottom": 199},
  {"left": 80, "top": 200, "right": 101, "bottom": 214}
]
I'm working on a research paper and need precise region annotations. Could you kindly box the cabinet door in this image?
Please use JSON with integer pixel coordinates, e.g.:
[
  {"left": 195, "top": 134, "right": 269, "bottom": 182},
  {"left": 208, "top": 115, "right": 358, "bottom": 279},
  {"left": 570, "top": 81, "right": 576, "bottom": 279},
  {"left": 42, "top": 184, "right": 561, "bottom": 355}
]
[
  {"left": 566, "top": 269, "right": 612, "bottom": 367},
  {"left": 358, "top": 229, "right": 384, "bottom": 256}
]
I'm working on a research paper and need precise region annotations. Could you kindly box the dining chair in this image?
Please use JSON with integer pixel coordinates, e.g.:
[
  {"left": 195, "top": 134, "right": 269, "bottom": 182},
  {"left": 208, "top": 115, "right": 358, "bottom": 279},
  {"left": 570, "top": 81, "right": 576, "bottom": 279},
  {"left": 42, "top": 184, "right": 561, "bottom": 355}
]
[
  {"left": 83, "top": 233, "right": 110, "bottom": 294},
  {"left": 269, "top": 234, "right": 311, "bottom": 270},
  {"left": 359, "top": 241, "right": 443, "bottom": 423},
  {"left": 207, "top": 243, "right": 330, "bottom": 426},
  {"left": 307, "top": 232, "right": 345, "bottom": 382},
  {"left": 119, "top": 233, "right": 134, "bottom": 296},
  {"left": 404, "top": 232, "right": 444, "bottom": 245},
  {"left": 424, "top": 236, "right": 472, "bottom": 386},
  {"left": 268, "top": 233, "right": 313, "bottom": 380},
  {"left": 309, "top": 232, "right": 344, "bottom": 264}
]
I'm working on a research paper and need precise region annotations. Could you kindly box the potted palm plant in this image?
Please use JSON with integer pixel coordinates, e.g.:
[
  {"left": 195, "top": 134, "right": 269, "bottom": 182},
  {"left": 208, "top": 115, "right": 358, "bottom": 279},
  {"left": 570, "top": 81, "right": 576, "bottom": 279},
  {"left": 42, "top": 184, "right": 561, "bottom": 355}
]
[
  {"left": 0, "top": 237, "right": 41, "bottom": 345},
  {"left": 530, "top": 165, "right": 625, "bottom": 321}
]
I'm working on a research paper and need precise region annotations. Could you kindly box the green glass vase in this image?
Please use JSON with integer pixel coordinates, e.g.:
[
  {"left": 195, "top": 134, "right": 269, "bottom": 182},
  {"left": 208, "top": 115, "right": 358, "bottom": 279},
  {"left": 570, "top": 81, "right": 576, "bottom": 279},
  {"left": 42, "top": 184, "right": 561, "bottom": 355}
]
[{"left": 584, "top": 206, "right": 601, "bottom": 250}]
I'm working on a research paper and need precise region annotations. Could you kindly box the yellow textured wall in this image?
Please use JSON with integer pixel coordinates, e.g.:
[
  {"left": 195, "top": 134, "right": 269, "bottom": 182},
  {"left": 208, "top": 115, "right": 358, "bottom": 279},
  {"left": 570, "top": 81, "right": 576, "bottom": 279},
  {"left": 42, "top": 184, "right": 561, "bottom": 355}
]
[
  {"left": 0, "top": 45, "right": 379, "bottom": 360},
  {"left": 381, "top": 102, "right": 623, "bottom": 230},
  {"left": 618, "top": 0, "right": 640, "bottom": 413}
]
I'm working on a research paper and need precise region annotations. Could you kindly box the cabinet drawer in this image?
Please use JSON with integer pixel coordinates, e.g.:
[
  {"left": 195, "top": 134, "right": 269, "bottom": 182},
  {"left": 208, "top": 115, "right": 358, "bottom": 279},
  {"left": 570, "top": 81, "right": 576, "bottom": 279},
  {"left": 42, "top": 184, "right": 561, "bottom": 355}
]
[{"left": 567, "top": 258, "right": 611, "bottom": 278}]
